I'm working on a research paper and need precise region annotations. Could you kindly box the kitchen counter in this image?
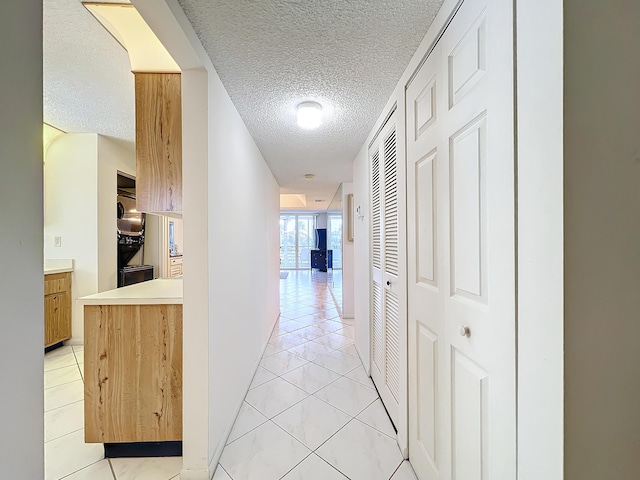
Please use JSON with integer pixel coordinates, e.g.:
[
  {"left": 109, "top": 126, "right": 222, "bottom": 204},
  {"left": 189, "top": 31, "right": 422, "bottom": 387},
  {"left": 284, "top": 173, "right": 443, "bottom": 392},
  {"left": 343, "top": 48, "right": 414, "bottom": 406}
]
[
  {"left": 81, "top": 277, "right": 183, "bottom": 447},
  {"left": 44, "top": 259, "right": 74, "bottom": 275},
  {"left": 77, "top": 278, "right": 183, "bottom": 306}
]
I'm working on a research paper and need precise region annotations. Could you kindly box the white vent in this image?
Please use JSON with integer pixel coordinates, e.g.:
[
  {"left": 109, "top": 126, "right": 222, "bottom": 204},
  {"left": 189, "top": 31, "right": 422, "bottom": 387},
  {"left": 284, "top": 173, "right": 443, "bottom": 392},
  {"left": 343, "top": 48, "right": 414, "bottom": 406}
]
[
  {"left": 372, "top": 281, "right": 384, "bottom": 372},
  {"left": 384, "top": 129, "right": 399, "bottom": 276},
  {"left": 385, "top": 289, "right": 400, "bottom": 401},
  {"left": 371, "top": 150, "right": 382, "bottom": 269}
]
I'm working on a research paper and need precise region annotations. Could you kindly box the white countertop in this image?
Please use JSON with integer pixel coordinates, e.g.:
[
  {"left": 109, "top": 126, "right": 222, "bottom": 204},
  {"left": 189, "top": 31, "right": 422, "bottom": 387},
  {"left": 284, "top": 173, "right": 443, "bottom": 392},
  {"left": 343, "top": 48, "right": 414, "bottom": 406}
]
[
  {"left": 44, "top": 259, "right": 74, "bottom": 275},
  {"left": 77, "top": 278, "right": 183, "bottom": 305}
]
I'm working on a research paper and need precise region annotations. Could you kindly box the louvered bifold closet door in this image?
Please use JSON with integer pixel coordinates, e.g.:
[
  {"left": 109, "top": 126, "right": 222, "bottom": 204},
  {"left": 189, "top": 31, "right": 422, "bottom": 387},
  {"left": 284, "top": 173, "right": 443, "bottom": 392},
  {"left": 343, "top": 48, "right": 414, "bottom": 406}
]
[
  {"left": 372, "top": 150, "right": 382, "bottom": 271},
  {"left": 369, "top": 110, "right": 406, "bottom": 433},
  {"left": 384, "top": 129, "right": 399, "bottom": 276},
  {"left": 371, "top": 147, "right": 384, "bottom": 375},
  {"left": 383, "top": 128, "right": 401, "bottom": 402},
  {"left": 385, "top": 288, "right": 401, "bottom": 401}
]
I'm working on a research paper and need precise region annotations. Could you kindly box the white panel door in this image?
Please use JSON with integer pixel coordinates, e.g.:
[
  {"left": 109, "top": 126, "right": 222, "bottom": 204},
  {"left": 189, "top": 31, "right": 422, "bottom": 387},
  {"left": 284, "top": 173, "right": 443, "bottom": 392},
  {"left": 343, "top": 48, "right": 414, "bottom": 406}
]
[
  {"left": 406, "top": 0, "right": 516, "bottom": 478},
  {"left": 370, "top": 110, "right": 407, "bottom": 439}
]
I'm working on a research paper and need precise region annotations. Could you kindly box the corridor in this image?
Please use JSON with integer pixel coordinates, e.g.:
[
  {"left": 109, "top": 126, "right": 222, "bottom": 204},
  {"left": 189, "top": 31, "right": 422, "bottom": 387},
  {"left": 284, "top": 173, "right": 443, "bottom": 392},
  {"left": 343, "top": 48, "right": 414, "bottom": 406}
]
[{"left": 214, "top": 270, "right": 417, "bottom": 480}]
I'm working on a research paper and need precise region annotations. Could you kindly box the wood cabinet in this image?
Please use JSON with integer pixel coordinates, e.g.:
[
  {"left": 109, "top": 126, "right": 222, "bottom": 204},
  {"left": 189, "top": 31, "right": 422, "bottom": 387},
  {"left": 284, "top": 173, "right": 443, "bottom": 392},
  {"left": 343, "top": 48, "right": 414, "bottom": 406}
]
[
  {"left": 44, "top": 272, "right": 72, "bottom": 347},
  {"left": 84, "top": 304, "right": 183, "bottom": 443},
  {"left": 169, "top": 256, "right": 183, "bottom": 277},
  {"left": 135, "top": 73, "right": 182, "bottom": 213}
]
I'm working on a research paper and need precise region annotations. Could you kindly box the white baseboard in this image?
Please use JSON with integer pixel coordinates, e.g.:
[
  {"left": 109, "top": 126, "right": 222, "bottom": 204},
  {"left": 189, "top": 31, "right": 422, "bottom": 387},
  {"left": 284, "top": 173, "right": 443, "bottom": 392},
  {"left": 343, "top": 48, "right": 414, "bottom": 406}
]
[
  {"left": 206, "top": 311, "right": 281, "bottom": 476},
  {"left": 327, "top": 284, "right": 343, "bottom": 317},
  {"left": 179, "top": 468, "right": 211, "bottom": 480},
  {"left": 397, "top": 431, "right": 409, "bottom": 459},
  {"left": 355, "top": 342, "right": 370, "bottom": 377}
]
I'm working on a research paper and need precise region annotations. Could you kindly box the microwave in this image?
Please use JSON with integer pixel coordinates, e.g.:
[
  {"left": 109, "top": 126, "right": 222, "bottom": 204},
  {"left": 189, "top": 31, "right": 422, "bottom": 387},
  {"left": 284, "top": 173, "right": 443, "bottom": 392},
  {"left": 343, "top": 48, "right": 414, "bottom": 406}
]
[{"left": 117, "top": 192, "right": 145, "bottom": 237}]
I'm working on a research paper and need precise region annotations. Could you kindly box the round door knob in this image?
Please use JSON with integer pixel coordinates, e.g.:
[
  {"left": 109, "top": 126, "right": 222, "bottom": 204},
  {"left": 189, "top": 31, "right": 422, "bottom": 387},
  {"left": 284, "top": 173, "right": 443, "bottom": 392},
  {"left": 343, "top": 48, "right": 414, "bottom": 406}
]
[
  {"left": 386, "top": 280, "right": 391, "bottom": 286},
  {"left": 459, "top": 325, "right": 471, "bottom": 337}
]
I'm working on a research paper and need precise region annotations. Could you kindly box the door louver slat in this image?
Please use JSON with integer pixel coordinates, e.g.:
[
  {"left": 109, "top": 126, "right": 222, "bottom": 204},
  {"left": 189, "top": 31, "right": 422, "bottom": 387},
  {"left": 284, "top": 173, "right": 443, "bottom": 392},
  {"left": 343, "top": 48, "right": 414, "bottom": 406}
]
[
  {"left": 372, "top": 150, "right": 382, "bottom": 269},
  {"left": 384, "top": 129, "right": 399, "bottom": 276},
  {"left": 385, "top": 289, "right": 401, "bottom": 401},
  {"left": 373, "top": 281, "right": 384, "bottom": 372}
]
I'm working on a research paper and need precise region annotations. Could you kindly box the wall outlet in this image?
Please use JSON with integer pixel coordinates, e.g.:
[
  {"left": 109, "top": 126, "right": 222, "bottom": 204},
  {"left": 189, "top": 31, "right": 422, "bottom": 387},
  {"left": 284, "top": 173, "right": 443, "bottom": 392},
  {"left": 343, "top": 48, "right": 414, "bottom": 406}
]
[{"left": 54, "top": 236, "right": 62, "bottom": 247}]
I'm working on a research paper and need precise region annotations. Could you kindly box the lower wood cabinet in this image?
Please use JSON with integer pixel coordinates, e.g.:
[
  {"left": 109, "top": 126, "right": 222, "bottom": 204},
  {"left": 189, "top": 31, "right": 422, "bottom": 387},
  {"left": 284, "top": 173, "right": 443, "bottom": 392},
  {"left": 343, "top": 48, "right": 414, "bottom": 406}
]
[
  {"left": 44, "top": 272, "right": 72, "bottom": 347},
  {"left": 169, "top": 256, "right": 183, "bottom": 277},
  {"left": 84, "top": 304, "right": 183, "bottom": 443}
]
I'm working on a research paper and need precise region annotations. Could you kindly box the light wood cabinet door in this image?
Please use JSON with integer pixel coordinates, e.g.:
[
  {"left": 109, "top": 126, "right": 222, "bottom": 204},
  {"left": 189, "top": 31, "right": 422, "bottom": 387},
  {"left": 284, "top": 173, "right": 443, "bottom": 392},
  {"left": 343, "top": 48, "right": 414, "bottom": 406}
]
[
  {"left": 135, "top": 73, "right": 182, "bottom": 213},
  {"left": 44, "top": 273, "right": 72, "bottom": 347},
  {"left": 84, "top": 304, "right": 183, "bottom": 443},
  {"left": 169, "top": 256, "right": 183, "bottom": 277}
]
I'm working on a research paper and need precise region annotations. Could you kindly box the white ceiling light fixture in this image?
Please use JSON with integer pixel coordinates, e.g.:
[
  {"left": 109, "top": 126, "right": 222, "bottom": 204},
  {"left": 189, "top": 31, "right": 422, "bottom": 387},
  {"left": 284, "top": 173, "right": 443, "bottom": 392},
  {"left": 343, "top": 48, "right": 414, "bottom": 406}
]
[{"left": 297, "top": 101, "right": 322, "bottom": 129}]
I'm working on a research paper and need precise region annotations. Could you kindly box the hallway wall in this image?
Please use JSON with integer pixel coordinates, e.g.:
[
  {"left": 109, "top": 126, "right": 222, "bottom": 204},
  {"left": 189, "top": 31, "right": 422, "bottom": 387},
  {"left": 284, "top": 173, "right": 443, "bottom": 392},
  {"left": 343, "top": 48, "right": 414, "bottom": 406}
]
[
  {"left": 133, "top": 2, "right": 280, "bottom": 478},
  {"left": 353, "top": 146, "right": 371, "bottom": 370},
  {"left": 206, "top": 64, "right": 281, "bottom": 469},
  {"left": 0, "top": 0, "right": 44, "bottom": 477},
  {"left": 515, "top": 0, "right": 564, "bottom": 477},
  {"left": 341, "top": 183, "right": 354, "bottom": 318},
  {"left": 352, "top": 0, "right": 566, "bottom": 475},
  {"left": 564, "top": 0, "right": 640, "bottom": 477}
]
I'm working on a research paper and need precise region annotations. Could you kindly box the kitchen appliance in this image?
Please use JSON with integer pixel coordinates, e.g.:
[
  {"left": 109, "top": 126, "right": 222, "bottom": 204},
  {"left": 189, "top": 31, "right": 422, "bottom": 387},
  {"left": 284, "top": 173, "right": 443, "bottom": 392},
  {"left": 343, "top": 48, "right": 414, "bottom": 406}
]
[
  {"left": 117, "top": 189, "right": 154, "bottom": 287},
  {"left": 119, "top": 265, "right": 154, "bottom": 287}
]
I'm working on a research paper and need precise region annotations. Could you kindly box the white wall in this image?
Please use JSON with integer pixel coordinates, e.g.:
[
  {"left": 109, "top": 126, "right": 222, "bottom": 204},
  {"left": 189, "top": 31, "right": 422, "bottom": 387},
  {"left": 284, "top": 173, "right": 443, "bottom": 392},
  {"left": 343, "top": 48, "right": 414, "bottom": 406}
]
[
  {"left": 350, "top": 0, "right": 565, "bottom": 471},
  {"left": 0, "top": 0, "right": 44, "bottom": 477},
  {"left": 45, "top": 134, "right": 135, "bottom": 342},
  {"left": 352, "top": 146, "right": 371, "bottom": 371},
  {"left": 515, "top": 0, "right": 564, "bottom": 478},
  {"left": 563, "top": 1, "right": 640, "bottom": 478},
  {"left": 351, "top": 0, "right": 462, "bottom": 380},
  {"left": 45, "top": 134, "right": 100, "bottom": 343},
  {"left": 341, "top": 183, "right": 354, "bottom": 318},
  {"left": 133, "top": 2, "right": 280, "bottom": 478},
  {"left": 181, "top": 68, "right": 211, "bottom": 480},
  {"left": 207, "top": 62, "right": 280, "bottom": 468}
]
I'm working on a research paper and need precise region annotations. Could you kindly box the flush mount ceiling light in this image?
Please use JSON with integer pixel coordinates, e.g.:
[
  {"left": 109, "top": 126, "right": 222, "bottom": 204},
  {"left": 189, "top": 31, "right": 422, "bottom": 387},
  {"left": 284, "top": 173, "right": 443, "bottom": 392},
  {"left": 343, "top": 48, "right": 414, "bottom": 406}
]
[
  {"left": 304, "top": 173, "right": 315, "bottom": 180},
  {"left": 297, "top": 101, "right": 322, "bottom": 129}
]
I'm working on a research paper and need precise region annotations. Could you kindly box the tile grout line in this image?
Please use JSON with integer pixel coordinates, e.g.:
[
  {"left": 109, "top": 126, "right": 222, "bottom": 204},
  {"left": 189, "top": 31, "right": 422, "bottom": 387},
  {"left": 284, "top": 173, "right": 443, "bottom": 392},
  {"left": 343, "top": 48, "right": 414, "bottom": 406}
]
[
  {"left": 107, "top": 458, "right": 118, "bottom": 480},
  {"left": 224, "top": 271, "right": 387, "bottom": 479},
  {"left": 44, "top": 397, "right": 84, "bottom": 415},
  {"left": 57, "top": 459, "right": 105, "bottom": 480}
]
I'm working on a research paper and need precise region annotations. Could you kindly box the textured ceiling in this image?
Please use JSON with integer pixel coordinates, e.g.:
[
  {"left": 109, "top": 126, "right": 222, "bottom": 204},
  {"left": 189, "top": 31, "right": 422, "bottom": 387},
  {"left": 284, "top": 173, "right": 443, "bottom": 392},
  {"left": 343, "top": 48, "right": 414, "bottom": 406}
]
[
  {"left": 43, "top": 0, "right": 444, "bottom": 209},
  {"left": 44, "top": 0, "right": 135, "bottom": 151},
  {"left": 178, "top": 0, "right": 444, "bottom": 207}
]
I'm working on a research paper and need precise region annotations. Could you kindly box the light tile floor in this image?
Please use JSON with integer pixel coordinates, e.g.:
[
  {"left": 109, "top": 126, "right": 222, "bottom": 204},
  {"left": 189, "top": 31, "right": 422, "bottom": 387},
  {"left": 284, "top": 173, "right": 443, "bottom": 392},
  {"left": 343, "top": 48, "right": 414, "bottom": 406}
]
[
  {"left": 43, "top": 269, "right": 418, "bottom": 480},
  {"left": 43, "top": 344, "right": 182, "bottom": 480},
  {"left": 214, "top": 270, "right": 418, "bottom": 480}
]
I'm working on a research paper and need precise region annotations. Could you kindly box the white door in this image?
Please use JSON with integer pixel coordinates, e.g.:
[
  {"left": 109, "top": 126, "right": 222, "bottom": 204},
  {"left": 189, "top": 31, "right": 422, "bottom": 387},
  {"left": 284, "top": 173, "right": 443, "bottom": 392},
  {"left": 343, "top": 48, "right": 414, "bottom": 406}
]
[
  {"left": 406, "top": 0, "right": 516, "bottom": 477},
  {"left": 370, "top": 110, "right": 407, "bottom": 440}
]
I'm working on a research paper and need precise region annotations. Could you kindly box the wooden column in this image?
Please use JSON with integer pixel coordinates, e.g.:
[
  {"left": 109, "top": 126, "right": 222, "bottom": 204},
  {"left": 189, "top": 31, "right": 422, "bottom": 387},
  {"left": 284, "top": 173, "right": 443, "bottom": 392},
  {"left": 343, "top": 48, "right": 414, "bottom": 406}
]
[{"left": 135, "top": 73, "right": 182, "bottom": 213}]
